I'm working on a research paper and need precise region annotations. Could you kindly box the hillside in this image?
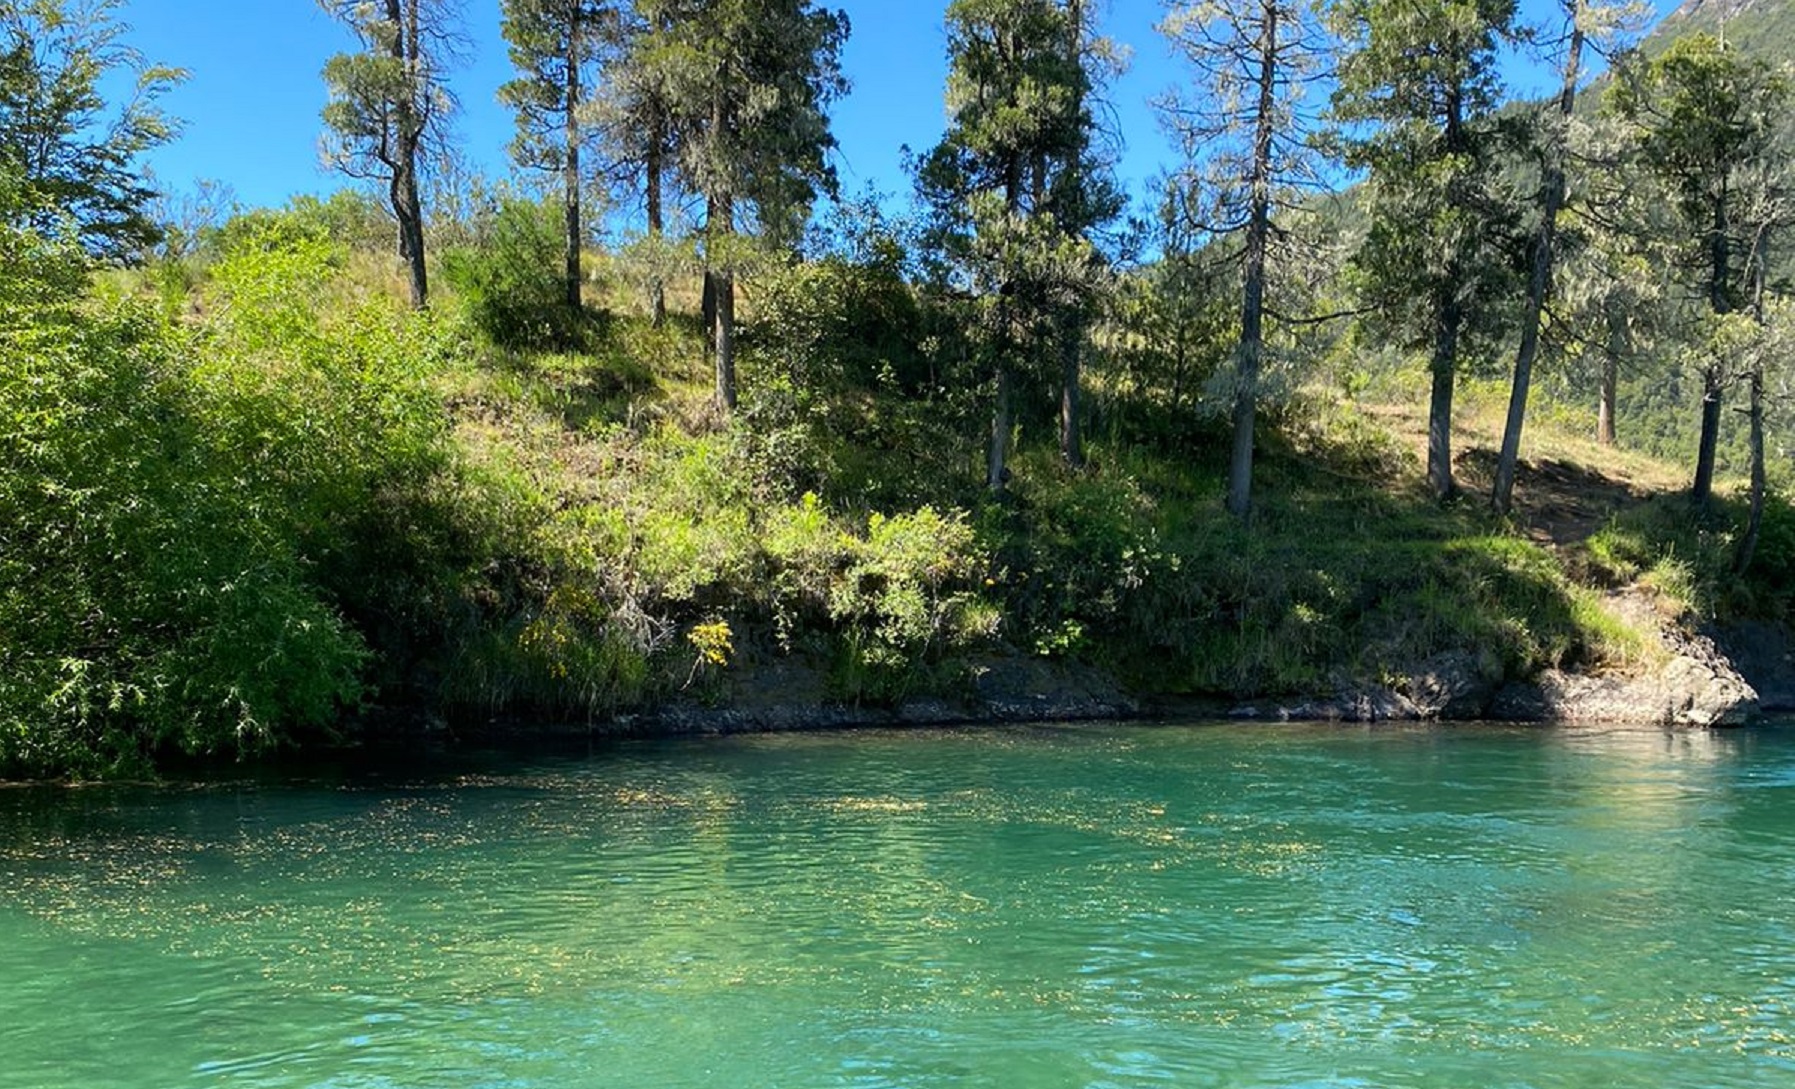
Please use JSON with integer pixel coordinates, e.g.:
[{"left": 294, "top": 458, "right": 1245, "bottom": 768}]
[{"left": 1654, "top": 0, "right": 1795, "bottom": 55}]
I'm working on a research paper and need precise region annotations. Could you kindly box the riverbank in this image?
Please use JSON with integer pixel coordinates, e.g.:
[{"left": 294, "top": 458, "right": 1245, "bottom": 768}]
[{"left": 10, "top": 208, "right": 1795, "bottom": 778}]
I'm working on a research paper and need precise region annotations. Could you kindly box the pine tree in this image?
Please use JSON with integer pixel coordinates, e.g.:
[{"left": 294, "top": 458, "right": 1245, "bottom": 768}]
[
  {"left": 1329, "top": 0, "right": 1520, "bottom": 502},
  {"left": 1606, "top": 32, "right": 1790, "bottom": 510},
  {"left": 656, "top": 0, "right": 848, "bottom": 411},
  {"left": 917, "top": 0, "right": 1118, "bottom": 493},
  {"left": 320, "top": 0, "right": 461, "bottom": 310},
  {"left": 1160, "top": 0, "right": 1329, "bottom": 517},
  {"left": 499, "top": 0, "right": 614, "bottom": 311}
]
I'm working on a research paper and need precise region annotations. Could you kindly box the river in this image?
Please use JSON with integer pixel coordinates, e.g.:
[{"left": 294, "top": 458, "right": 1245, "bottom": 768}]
[{"left": 2, "top": 722, "right": 1792, "bottom": 1088}]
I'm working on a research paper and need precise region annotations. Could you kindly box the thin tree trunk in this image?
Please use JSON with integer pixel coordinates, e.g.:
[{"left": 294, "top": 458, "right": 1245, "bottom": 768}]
[
  {"left": 1428, "top": 282, "right": 1463, "bottom": 502},
  {"left": 712, "top": 262, "right": 735, "bottom": 410},
  {"left": 391, "top": 0, "right": 427, "bottom": 309},
  {"left": 1494, "top": 4, "right": 1583, "bottom": 515},
  {"left": 1692, "top": 366, "right": 1723, "bottom": 508},
  {"left": 1059, "top": 311, "right": 1084, "bottom": 469},
  {"left": 1226, "top": 0, "right": 1279, "bottom": 519},
  {"left": 707, "top": 177, "right": 736, "bottom": 410},
  {"left": 647, "top": 113, "right": 666, "bottom": 328},
  {"left": 1735, "top": 225, "right": 1771, "bottom": 573},
  {"left": 1693, "top": 194, "right": 1733, "bottom": 509},
  {"left": 1598, "top": 301, "right": 1622, "bottom": 446},
  {"left": 563, "top": 6, "right": 582, "bottom": 311},
  {"left": 1426, "top": 85, "right": 1469, "bottom": 502}
]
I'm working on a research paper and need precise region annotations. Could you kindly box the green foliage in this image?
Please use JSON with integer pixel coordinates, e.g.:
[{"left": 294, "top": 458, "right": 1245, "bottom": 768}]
[
  {"left": 764, "top": 495, "right": 997, "bottom": 701},
  {"left": 1328, "top": 0, "right": 1524, "bottom": 356},
  {"left": 0, "top": 0, "right": 186, "bottom": 258},
  {"left": 0, "top": 234, "right": 364, "bottom": 776},
  {"left": 1587, "top": 492, "right": 1795, "bottom": 621},
  {"left": 658, "top": 0, "right": 850, "bottom": 245},
  {"left": 443, "top": 195, "right": 598, "bottom": 350}
]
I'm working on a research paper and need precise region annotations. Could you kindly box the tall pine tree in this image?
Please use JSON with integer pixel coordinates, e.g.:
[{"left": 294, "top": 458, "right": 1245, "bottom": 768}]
[
  {"left": 499, "top": 0, "right": 615, "bottom": 311},
  {"left": 1329, "top": 0, "right": 1519, "bottom": 501}
]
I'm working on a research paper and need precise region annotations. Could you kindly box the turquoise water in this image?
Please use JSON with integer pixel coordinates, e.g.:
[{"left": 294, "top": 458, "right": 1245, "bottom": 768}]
[{"left": 2, "top": 723, "right": 1793, "bottom": 1088}]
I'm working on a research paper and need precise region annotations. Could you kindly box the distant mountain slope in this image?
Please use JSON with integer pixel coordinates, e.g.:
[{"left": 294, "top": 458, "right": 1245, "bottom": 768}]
[{"left": 1649, "top": 0, "right": 1795, "bottom": 58}]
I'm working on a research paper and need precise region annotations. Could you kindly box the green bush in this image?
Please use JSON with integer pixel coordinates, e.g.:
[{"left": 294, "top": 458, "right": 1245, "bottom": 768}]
[
  {"left": 1, "top": 235, "right": 367, "bottom": 775},
  {"left": 764, "top": 494, "right": 997, "bottom": 701},
  {"left": 442, "top": 196, "right": 596, "bottom": 351}
]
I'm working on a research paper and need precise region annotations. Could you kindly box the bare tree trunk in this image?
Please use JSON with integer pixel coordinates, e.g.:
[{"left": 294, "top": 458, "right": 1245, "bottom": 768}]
[
  {"left": 563, "top": 5, "right": 583, "bottom": 311},
  {"left": 1692, "top": 366, "right": 1724, "bottom": 508},
  {"left": 1226, "top": 0, "right": 1279, "bottom": 519},
  {"left": 1494, "top": 4, "right": 1583, "bottom": 515},
  {"left": 712, "top": 262, "right": 735, "bottom": 410},
  {"left": 646, "top": 113, "right": 666, "bottom": 327},
  {"left": 989, "top": 152, "right": 1023, "bottom": 496}
]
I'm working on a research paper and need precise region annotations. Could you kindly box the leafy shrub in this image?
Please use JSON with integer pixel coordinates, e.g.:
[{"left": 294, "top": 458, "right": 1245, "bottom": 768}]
[
  {"left": 442, "top": 195, "right": 595, "bottom": 351},
  {"left": 764, "top": 494, "right": 997, "bottom": 701},
  {"left": 0, "top": 241, "right": 367, "bottom": 775}
]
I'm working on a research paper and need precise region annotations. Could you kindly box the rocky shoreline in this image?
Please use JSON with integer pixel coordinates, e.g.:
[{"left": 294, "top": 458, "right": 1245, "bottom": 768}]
[{"left": 611, "top": 604, "right": 1780, "bottom": 738}]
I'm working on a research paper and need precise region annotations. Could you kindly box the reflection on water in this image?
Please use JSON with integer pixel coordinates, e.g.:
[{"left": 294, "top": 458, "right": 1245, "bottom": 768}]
[{"left": 2, "top": 723, "right": 1793, "bottom": 1088}]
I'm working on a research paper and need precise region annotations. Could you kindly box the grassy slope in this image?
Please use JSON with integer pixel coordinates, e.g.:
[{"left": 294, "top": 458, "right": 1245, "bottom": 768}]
[{"left": 427, "top": 263, "right": 1738, "bottom": 717}]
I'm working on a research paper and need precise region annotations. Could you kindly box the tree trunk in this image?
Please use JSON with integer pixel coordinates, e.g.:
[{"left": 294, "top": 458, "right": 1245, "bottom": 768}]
[
  {"left": 391, "top": 0, "right": 427, "bottom": 309},
  {"left": 563, "top": 6, "right": 583, "bottom": 312},
  {"left": 708, "top": 186, "right": 737, "bottom": 410},
  {"left": 711, "top": 264, "right": 735, "bottom": 410},
  {"left": 1735, "top": 225, "right": 1771, "bottom": 573},
  {"left": 1692, "top": 365, "right": 1723, "bottom": 509},
  {"left": 1493, "top": 6, "right": 1583, "bottom": 515},
  {"left": 988, "top": 144, "right": 1026, "bottom": 497},
  {"left": 1598, "top": 301, "right": 1622, "bottom": 446},
  {"left": 647, "top": 112, "right": 666, "bottom": 328},
  {"left": 1694, "top": 194, "right": 1732, "bottom": 509},
  {"left": 1059, "top": 311, "right": 1084, "bottom": 469},
  {"left": 705, "top": 57, "right": 735, "bottom": 411},
  {"left": 1226, "top": 0, "right": 1279, "bottom": 520},
  {"left": 1428, "top": 279, "right": 1462, "bottom": 501}
]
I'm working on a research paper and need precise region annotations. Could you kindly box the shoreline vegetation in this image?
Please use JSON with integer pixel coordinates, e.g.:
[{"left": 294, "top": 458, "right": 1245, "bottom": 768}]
[{"left": 5, "top": 0, "right": 1795, "bottom": 778}]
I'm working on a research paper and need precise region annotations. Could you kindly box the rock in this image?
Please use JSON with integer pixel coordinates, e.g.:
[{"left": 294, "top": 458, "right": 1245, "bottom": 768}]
[
  {"left": 1713, "top": 621, "right": 1795, "bottom": 712},
  {"left": 1279, "top": 684, "right": 1419, "bottom": 723},
  {"left": 1488, "top": 647, "right": 1757, "bottom": 727},
  {"left": 1402, "top": 650, "right": 1499, "bottom": 719}
]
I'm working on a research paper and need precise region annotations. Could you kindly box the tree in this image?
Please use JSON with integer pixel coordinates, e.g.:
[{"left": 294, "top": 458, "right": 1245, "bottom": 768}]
[
  {"left": 1160, "top": 0, "right": 1330, "bottom": 517},
  {"left": 917, "top": 0, "right": 1113, "bottom": 493},
  {"left": 1330, "top": 0, "right": 1520, "bottom": 501},
  {"left": 0, "top": 0, "right": 185, "bottom": 259},
  {"left": 499, "top": 0, "right": 613, "bottom": 311},
  {"left": 1489, "top": 0, "right": 1593, "bottom": 514},
  {"left": 592, "top": 0, "right": 683, "bottom": 326},
  {"left": 1043, "top": 0, "right": 1123, "bottom": 470},
  {"left": 320, "top": 0, "right": 461, "bottom": 309},
  {"left": 656, "top": 0, "right": 848, "bottom": 411},
  {"left": 1606, "top": 33, "right": 1790, "bottom": 510}
]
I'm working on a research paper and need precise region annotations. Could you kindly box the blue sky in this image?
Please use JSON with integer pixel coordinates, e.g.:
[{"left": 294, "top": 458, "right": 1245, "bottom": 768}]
[{"left": 120, "top": 0, "right": 1680, "bottom": 221}]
